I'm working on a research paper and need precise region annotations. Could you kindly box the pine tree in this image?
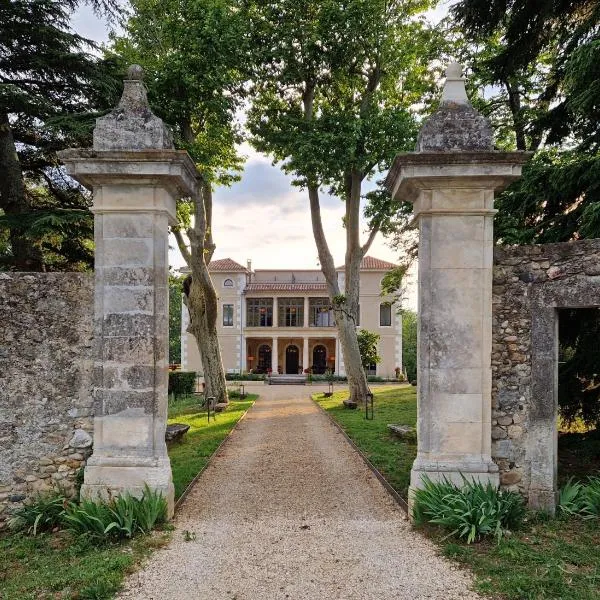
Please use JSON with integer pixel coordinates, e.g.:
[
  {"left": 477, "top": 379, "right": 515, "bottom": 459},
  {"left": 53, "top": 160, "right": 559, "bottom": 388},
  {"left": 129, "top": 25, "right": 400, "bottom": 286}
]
[{"left": 0, "top": 0, "right": 121, "bottom": 271}]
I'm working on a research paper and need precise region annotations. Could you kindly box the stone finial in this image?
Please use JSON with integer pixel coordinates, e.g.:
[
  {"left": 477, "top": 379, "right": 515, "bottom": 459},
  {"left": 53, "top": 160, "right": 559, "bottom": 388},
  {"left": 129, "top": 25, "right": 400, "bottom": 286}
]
[
  {"left": 416, "top": 61, "right": 493, "bottom": 152},
  {"left": 93, "top": 64, "right": 174, "bottom": 151},
  {"left": 441, "top": 62, "right": 469, "bottom": 104}
]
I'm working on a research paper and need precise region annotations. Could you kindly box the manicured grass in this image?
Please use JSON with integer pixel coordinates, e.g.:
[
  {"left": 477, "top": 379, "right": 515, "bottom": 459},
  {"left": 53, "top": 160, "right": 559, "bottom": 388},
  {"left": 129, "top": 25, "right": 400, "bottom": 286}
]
[
  {"left": 168, "top": 395, "right": 255, "bottom": 499},
  {"left": 314, "top": 385, "right": 416, "bottom": 497},
  {"left": 315, "top": 386, "right": 600, "bottom": 600},
  {"left": 0, "top": 531, "right": 169, "bottom": 600},
  {"left": 443, "top": 517, "right": 600, "bottom": 600}
]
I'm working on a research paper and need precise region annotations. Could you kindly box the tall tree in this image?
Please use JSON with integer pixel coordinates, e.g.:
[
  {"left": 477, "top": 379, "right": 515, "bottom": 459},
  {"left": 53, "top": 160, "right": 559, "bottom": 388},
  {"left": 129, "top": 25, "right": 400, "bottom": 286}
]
[
  {"left": 247, "top": 0, "right": 440, "bottom": 406},
  {"left": 449, "top": 0, "right": 600, "bottom": 244},
  {"left": 0, "top": 0, "right": 121, "bottom": 271},
  {"left": 113, "top": 0, "right": 248, "bottom": 404}
]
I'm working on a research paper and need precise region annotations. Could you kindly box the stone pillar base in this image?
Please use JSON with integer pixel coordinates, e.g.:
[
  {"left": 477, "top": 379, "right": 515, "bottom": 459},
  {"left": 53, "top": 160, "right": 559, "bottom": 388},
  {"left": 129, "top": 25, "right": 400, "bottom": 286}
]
[
  {"left": 528, "top": 489, "right": 558, "bottom": 516},
  {"left": 81, "top": 459, "right": 175, "bottom": 518}
]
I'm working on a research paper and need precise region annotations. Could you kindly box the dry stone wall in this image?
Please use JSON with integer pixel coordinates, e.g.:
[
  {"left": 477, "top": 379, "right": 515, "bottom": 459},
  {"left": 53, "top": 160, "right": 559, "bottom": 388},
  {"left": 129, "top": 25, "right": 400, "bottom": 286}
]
[
  {"left": 492, "top": 239, "right": 600, "bottom": 497},
  {"left": 0, "top": 273, "right": 94, "bottom": 528}
]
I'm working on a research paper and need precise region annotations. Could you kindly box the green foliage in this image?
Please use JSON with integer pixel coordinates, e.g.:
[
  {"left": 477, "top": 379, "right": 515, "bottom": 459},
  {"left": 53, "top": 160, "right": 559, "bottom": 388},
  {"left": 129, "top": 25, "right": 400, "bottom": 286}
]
[
  {"left": 558, "top": 309, "right": 600, "bottom": 429},
  {"left": 0, "top": 526, "right": 166, "bottom": 600},
  {"left": 225, "top": 372, "right": 266, "bottom": 381},
  {"left": 168, "top": 371, "right": 197, "bottom": 396},
  {"left": 8, "top": 491, "right": 67, "bottom": 535},
  {"left": 495, "top": 151, "right": 600, "bottom": 245},
  {"left": 448, "top": 0, "right": 600, "bottom": 248},
  {"left": 0, "top": 0, "right": 122, "bottom": 271},
  {"left": 558, "top": 478, "right": 585, "bottom": 517},
  {"left": 558, "top": 476, "right": 600, "bottom": 520},
  {"left": 169, "top": 274, "right": 184, "bottom": 364},
  {"left": 111, "top": 0, "right": 248, "bottom": 184},
  {"left": 357, "top": 329, "right": 381, "bottom": 369},
  {"left": 62, "top": 487, "right": 167, "bottom": 541},
  {"left": 401, "top": 309, "right": 417, "bottom": 381},
  {"left": 413, "top": 476, "right": 526, "bottom": 544},
  {"left": 248, "top": 0, "right": 442, "bottom": 190}
]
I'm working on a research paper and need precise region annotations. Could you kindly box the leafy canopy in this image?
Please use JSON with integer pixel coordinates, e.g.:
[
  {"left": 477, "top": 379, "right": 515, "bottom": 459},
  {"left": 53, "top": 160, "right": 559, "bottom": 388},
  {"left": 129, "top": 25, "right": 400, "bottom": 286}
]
[{"left": 247, "top": 0, "right": 442, "bottom": 192}]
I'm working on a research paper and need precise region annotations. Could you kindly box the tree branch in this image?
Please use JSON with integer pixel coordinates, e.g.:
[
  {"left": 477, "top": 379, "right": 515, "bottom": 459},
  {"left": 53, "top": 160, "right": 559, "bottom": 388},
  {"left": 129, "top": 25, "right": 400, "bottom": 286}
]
[
  {"left": 172, "top": 227, "right": 191, "bottom": 266},
  {"left": 361, "top": 222, "right": 380, "bottom": 256}
]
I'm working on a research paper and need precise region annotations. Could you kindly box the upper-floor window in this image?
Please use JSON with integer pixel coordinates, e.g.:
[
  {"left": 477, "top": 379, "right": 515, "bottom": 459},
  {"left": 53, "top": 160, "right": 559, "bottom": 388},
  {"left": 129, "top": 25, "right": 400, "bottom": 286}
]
[
  {"left": 309, "top": 298, "right": 335, "bottom": 327},
  {"left": 223, "top": 304, "right": 234, "bottom": 327},
  {"left": 246, "top": 298, "right": 273, "bottom": 327},
  {"left": 224, "top": 278, "right": 234, "bottom": 287},
  {"left": 380, "top": 303, "right": 392, "bottom": 327},
  {"left": 278, "top": 297, "right": 304, "bottom": 327}
]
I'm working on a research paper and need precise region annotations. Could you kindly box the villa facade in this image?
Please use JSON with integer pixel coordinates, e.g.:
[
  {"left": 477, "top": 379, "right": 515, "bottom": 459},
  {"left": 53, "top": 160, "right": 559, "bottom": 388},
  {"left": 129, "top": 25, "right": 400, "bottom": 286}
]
[{"left": 181, "top": 256, "right": 402, "bottom": 378}]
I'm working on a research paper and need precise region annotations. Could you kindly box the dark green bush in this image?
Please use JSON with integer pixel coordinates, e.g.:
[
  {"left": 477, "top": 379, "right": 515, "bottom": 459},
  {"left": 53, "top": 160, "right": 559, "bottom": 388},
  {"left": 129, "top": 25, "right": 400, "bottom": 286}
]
[
  {"left": 8, "top": 491, "right": 67, "bottom": 535},
  {"left": 309, "top": 374, "right": 348, "bottom": 382},
  {"left": 168, "top": 371, "right": 196, "bottom": 396},
  {"left": 413, "top": 475, "right": 526, "bottom": 544},
  {"left": 225, "top": 373, "right": 265, "bottom": 381},
  {"left": 367, "top": 375, "right": 384, "bottom": 382}
]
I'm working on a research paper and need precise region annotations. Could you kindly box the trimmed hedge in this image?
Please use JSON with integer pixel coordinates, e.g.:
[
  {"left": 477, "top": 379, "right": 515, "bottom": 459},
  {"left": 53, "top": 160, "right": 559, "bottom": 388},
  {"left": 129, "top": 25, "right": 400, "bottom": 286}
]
[
  {"left": 225, "top": 373, "right": 266, "bottom": 381},
  {"left": 168, "top": 371, "right": 196, "bottom": 396}
]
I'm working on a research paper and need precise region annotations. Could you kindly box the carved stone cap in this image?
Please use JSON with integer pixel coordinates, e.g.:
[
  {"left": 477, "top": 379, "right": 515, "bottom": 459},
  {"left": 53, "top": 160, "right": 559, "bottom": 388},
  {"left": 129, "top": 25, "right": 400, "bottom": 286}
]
[
  {"left": 416, "top": 62, "right": 493, "bottom": 152},
  {"left": 93, "top": 65, "right": 174, "bottom": 151}
]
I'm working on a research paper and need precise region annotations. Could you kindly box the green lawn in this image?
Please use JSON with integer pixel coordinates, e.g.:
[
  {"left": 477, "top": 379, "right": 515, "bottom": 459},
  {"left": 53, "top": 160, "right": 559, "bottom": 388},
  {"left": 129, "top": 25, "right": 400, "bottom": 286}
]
[
  {"left": 314, "top": 385, "right": 417, "bottom": 497},
  {"left": 314, "top": 386, "right": 600, "bottom": 600},
  {"left": 0, "top": 395, "right": 255, "bottom": 600},
  {"left": 0, "top": 527, "right": 169, "bottom": 600},
  {"left": 168, "top": 395, "right": 255, "bottom": 499}
]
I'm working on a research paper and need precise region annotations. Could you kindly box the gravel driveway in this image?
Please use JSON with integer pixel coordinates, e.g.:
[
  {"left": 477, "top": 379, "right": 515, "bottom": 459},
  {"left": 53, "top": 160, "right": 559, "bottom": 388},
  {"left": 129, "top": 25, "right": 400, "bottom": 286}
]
[{"left": 118, "top": 386, "right": 483, "bottom": 600}]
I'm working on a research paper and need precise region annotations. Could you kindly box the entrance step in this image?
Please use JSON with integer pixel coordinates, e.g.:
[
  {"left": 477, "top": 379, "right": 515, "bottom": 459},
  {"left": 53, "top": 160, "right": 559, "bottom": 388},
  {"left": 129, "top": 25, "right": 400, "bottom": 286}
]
[{"left": 269, "top": 374, "right": 307, "bottom": 386}]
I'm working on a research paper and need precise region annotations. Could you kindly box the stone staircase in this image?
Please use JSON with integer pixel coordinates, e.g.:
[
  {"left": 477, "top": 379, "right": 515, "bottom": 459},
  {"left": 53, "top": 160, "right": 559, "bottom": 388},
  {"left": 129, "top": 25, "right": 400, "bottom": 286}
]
[{"left": 268, "top": 374, "right": 307, "bottom": 386}]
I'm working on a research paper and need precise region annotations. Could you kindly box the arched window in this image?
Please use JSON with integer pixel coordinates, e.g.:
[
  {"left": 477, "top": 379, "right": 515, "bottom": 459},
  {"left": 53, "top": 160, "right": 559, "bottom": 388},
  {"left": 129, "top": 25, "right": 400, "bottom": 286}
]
[
  {"left": 380, "top": 303, "right": 392, "bottom": 327},
  {"left": 224, "top": 278, "right": 234, "bottom": 287}
]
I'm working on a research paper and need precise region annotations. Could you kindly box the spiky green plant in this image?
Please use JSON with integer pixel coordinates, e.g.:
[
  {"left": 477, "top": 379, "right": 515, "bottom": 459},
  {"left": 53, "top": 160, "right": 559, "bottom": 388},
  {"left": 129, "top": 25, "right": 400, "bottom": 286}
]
[
  {"left": 413, "top": 475, "right": 526, "bottom": 544},
  {"left": 558, "top": 478, "right": 584, "bottom": 516},
  {"left": 7, "top": 491, "right": 67, "bottom": 535}
]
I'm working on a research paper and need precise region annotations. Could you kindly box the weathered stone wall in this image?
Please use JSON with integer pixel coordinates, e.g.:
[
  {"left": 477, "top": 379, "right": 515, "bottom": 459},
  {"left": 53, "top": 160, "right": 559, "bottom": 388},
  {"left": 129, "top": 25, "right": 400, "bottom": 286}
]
[
  {"left": 0, "top": 273, "right": 94, "bottom": 527},
  {"left": 492, "top": 239, "right": 600, "bottom": 496}
]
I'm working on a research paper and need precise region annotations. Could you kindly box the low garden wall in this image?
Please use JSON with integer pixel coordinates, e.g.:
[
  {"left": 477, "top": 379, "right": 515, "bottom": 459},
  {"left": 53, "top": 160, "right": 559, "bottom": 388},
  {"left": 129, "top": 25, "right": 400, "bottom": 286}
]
[
  {"left": 0, "top": 272, "right": 94, "bottom": 528},
  {"left": 491, "top": 239, "right": 600, "bottom": 498}
]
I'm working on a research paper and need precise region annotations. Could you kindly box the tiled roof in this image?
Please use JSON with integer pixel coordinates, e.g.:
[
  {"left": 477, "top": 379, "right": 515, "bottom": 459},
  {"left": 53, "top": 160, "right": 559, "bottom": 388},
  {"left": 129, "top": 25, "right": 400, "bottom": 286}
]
[
  {"left": 244, "top": 283, "right": 328, "bottom": 292},
  {"left": 208, "top": 258, "right": 248, "bottom": 272},
  {"left": 336, "top": 255, "right": 397, "bottom": 271}
]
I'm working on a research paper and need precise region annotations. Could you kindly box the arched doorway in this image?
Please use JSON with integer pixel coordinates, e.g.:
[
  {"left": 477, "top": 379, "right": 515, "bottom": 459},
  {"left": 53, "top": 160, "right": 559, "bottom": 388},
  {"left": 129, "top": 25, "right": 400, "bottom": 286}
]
[
  {"left": 312, "top": 344, "right": 327, "bottom": 374},
  {"left": 257, "top": 344, "right": 272, "bottom": 373},
  {"left": 285, "top": 345, "right": 299, "bottom": 374}
]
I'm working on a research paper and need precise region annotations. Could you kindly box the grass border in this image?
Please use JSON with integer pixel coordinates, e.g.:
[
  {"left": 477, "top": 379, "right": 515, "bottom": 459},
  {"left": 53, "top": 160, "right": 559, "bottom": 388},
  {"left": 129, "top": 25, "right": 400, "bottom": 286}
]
[
  {"left": 310, "top": 394, "right": 409, "bottom": 514},
  {"left": 173, "top": 399, "right": 255, "bottom": 511}
]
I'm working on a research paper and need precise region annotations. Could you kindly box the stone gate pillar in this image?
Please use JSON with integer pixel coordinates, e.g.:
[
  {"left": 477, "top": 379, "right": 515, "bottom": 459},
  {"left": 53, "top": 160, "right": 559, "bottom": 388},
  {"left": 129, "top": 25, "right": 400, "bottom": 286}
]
[
  {"left": 59, "top": 66, "right": 197, "bottom": 517},
  {"left": 385, "top": 64, "right": 530, "bottom": 502}
]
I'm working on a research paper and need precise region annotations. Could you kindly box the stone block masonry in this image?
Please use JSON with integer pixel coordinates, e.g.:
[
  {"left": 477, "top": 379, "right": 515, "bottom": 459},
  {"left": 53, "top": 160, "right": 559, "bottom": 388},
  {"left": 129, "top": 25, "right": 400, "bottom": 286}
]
[
  {"left": 0, "top": 273, "right": 94, "bottom": 528},
  {"left": 492, "top": 238, "right": 600, "bottom": 509}
]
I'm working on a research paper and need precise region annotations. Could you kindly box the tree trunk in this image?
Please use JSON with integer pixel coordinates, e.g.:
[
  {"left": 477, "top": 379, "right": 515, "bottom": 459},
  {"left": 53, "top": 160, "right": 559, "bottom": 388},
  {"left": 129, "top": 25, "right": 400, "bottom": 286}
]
[
  {"left": 186, "top": 179, "right": 228, "bottom": 405},
  {"left": 308, "top": 183, "right": 369, "bottom": 407},
  {"left": 0, "top": 112, "right": 44, "bottom": 270}
]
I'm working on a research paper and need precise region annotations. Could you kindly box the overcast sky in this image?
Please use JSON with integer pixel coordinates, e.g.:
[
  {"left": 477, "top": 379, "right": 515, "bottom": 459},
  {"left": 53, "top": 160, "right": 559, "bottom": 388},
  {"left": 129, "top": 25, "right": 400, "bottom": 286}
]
[{"left": 70, "top": 2, "right": 451, "bottom": 309}]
